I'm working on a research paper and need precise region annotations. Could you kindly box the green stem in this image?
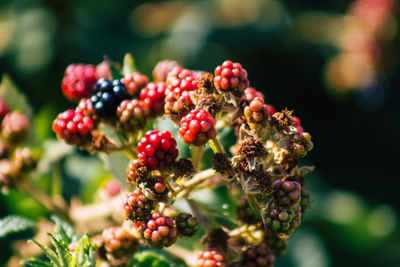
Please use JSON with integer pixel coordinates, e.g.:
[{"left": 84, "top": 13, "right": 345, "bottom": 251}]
[
  {"left": 208, "top": 138, "right": 225, "bottom": 154},
  {"left": 173, "top": 169, "right": 217, "bottom": 199},
  {"left": 190, "top": 145, "right": 205, "bottom": 170},
  {"left": 186, "top": 198, "right": 213, "bottom": 232}
]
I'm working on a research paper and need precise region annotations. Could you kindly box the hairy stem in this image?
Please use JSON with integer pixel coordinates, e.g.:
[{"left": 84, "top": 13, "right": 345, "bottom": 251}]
[
  {"left": 190, "top": 145, "right": 205, "bottom": 170},
  {"left": 173, "top": 169, "right": 217, "bottom": 199},
  {"left": 208, "top": 138, "right": 225, "bottom": 154}
]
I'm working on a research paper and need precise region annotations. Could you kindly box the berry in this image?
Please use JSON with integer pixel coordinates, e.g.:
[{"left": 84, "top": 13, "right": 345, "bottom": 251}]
[
  {"left": 140, "top": 212, "right": 178, "bottom": 248},
  {"left": 124, "top": 189, "right": 155, "bottom": 223},
  {"left": 243, "top": 97, "right": 271, "bottom": 126},
  {"left": 103, "top": 227, "right": 138, "bottom": 260},
  {"left": 146, "top": 176, "right": 168, "bottom": 201},
  {"left": 236, "top": 197, "right": 259, "bottom": 225},
  {"left": 164, "top": 76, "right": 198, "bottom": 121},
  {"left": 61, "top": 64, "right": 97, "bottom": 101},
  {"left": 90, "top": 78, "right": 128, "bottom": 118},
  {"left": 166, "top": 66, "right": 193, "bottom": 85},
  {"left": 179, "top": 109, "right": 217, "bottom": 146},
  {"left": 0, "top": 98, "right": 10, "bottom": 121},
  {"left": 272, "top": 179, "right": 301, "bottom": 209},
  {"left": 12, "top": 148, "right": 36, "bottom": 173},
  {"left": 242, "top": 244, "right": 275, "bottom": 267},
  {"left": 52, "top": 109, "right": 94, "bottom": 145},
  {"left": 196, "top": 248, "right": 226, "bottom": 267},
  {"left": 153, "top": 60, "right": 180, "bottom": 82},
  {"left": 270, "top": 237, "right": 288, "bottom": 257},
  {"left": 137, "top": 130, "right": 178, "bottom": 170},
  {"left": 75, "top": 97, "right": 98, "bottom": 121},
  {"left": 176, "top": 213, "right": 198, "bottom": 237},
  {"left": 121, "top": 72, "right": 149, "bottom": 97},
  {"left": 2, "top": 111, "right": 29, "bottom": 143},
  {"left": 126, "top": 159, "right": 149, "bottom": 186},
  {"left": 117, "top": 99, "right": 148, "bottom": 132},
  {"left": 214, "top": 60, "right": 249, "bottom": 95},
  {"left": 0, "top": 160, "right": 15, "bottom": 193},
  {"left": 292, "top": 116, "right": 303, "bottom": 132},
  {"left": 139, "top": 82, "right": 166, "bottom": 117},
  {"left": 289, "top": 132, "right": 313, "bottom": 157},
  {"left": 265, "top": 201, "right": 302, "bottom": 237},
  {"left": 242, "top": 87, "right": 264, "bottom": 102},
  {"left": 96, "top": 60, "right": 112, "bottom": 80}
]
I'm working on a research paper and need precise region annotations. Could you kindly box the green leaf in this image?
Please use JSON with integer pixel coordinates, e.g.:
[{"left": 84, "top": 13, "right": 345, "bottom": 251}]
[
  {"left": 70, "top": 233, "right": 95, "bottom": 267},
  {"left": 0, "top": 215, "right": 35, "bottom": 238},
  {"left": 106, "top": 56, "right": 123, "bottom": 80},
  {"left": 123, "top": 53, "right": 138, "bottom": 75},
  {"left": 51, "top": 216, "right": 78, "bottom": 245},
  {"left": 29, "top": 239, "right": 61, "bottom": 267},
  {"left": 22, "top": 259, "right": 54, "bottom": 267},
  {"left": 48, "top": 233, "right": 71, "bottom": 267},
  {"left": 131, "top": 251, "right": 171, "bottom": 267}
]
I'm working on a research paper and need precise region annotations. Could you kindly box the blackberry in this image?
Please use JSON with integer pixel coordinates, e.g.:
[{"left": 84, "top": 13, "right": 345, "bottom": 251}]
[
  {"left": 176, "top": 213, "right": 198, "bottom": 237},
  {"left": 236, "top": 197, "right": 259, "bottom": 225},
  {"left": 264, "top": 201, "right": 301, "bottom": 237},
  {"left": 166, "top": 66, "right": 193, "bottom": 85},
  {"left": 242, "top": 87, "right": 264, "bottom": 103},
  {"left": 2, "top": 111, "right": 29, "bottom": 143},
  {"left": 196, "top": 248, "right": 226, "bottom": 267},
  {"left": 179, "top": 109, "right": 217, "bottom": 145},
  {"left": 121, "top": 72, "right": 149, "bottom": 97},
  {"left": 242, "top": 244, "right": 275, "bottom": 267},
  {"left": 52, "top": 109, "right": 94, "bottom": 145},
  {"left": 61, "top": 64, "right": 97, "bottom": 101},
  {"left": 243, "top": 97, "right": 271, "bottom": 128},
  {"left": 137, "top": 130, "right": 178, "bottom": 170},
  {"left": 272, "top": 179, "right": 301, "bottom": 209},
  {"left": 214, "top": 60, "right": 249, "bottom": 95},
  {"left": 270, "top": 237, "right": 288, "bottom": 257},
  {"left": 140, "top": 212, "right": 178, "bottom": 248},
  {"left": 153, "top": 60, "right": 180, "bottom": 82},
  {"left": 139, "top": 82, "right": 166, "bottom": 117},
  {"left": 117, "top": 99, "right": 149, "bottom": 132},
  {"left": 289, "top": 132, "right": 313, "bottom": 157},
  {"left": 103, "top": 227, "right": 138, "bottom": 260},
  {"left": 164, "top": 76, "right": 198, "bottom": 122},
  {"left": 75, "top": 98, "right": 97, "bottom": 121},
  {"left": 90, "top": 78, "right": 128, "bottom": 118},
  {"left": 123, "top": 189, "right": 155, "bottom": 223}
]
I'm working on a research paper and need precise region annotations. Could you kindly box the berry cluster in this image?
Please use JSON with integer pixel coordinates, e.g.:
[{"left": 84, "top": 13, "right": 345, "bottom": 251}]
[
  {"left": 242, "top": 244, "right": 275, "bottom": 267},
  {"left": 123, "top": 189, "right": 155, "bottom": 223},
  {"left": 214, "top": 60, "right": 249, "bottom": 95},
  {"left": 137, "top": 130, "right": 178, "bottom": 170},
  {"left": 196, "top": 248, "right": 226, "bottom": 267},
  {"left": 140, "top": 212, "right": 178, "bottom": 249},
  {"left": 117, "top": 99, "right": 148, "bottom": 132},
  {"left": 179, "top": 109, "right": 217, "bottom": 145},
  {"left": 121, "top": 72, "right": 149, "bottom": 97},
  {"left": 103, "top": 227, "right": 138, "bottom": 260},
  {"left": 62, "top": 64, "right": 97, "bottom": 101},
  {"left": 140, "top": 82, "right": 166, "bottom": 117}
]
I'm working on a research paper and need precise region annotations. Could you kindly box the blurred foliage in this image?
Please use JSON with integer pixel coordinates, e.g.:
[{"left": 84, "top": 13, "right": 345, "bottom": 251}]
[{"left": 0, "top": 0, "right": 399, "bottom": 266}]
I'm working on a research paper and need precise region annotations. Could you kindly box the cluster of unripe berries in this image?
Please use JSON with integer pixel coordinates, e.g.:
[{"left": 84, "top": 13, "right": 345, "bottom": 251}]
[{"left": 0, "top": 98, "right": 36, "bottom": 193}]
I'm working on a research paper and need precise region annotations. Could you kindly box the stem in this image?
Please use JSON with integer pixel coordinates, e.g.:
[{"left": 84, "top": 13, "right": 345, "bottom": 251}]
[
  {"left": 173, "top": 169, "right": 217, "bottom": 199},
  {"left": 19, "top": 180, "right": 71, "bottom": 222},
  {"left": 190, "top": 145, "right": 205, "bottom": 170},
  {"left": 186, "top": 198, "right": 213, "bottom": 232},
  {"left": 208, "top": 138, "right": 225, "bottom": 154}
]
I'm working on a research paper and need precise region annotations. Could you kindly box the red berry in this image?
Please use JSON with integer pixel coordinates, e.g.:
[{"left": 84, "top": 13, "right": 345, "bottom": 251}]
[
  {"left": 153, "top": 60, "right": 181, "bottom": 82},
  {"left": 166, "top": 66, "right": 193, "bottom": 86},
  {"left": 179, "top": 109, "right": 216, "bottom": 146},
  {"left": 196, "top": 248, "right": 226, "bottom": 267},
  {"left": 75, "top": 97, "right": 97, "bottom": 121},
  {"left": 52, "top": 109, "right": 94, "bottom": 145},
  {"left": 214, "top": 60, "right": 249, "bottom": 94},
  {"left": 140, "top": 82, "right": 166, "bottom": 117},
  {"left": 103, "top": 226, "right": 138, "bottom": 260},
  {"left": 62, "top": 64, "right": 97, "bottom": 101},
  {"left": 123, "top": 189, "right": 155, "bottom": 223},
  {"left": 292, "top": 116, "right": 303, "bottom": 132},
  {"left": 242, "top": 87, "right": 264, "bottom": 102},
  {"left": 165, "top": 76, "right": 198, "bottom": 121},
  {"left": 140, "top": 212, "right": 178, "bottom": 248},
  {"left": 117, "top": 99, "right": 149, "bottom": 132},
  {"left": 137, "top": 130, "right": 178, "bottom": 170},
  {"left": 96, "top": 60, "right": 112, "bottom": 80},
  {"left": 121, "top": 72, "right": 149, "bottom": 97}
]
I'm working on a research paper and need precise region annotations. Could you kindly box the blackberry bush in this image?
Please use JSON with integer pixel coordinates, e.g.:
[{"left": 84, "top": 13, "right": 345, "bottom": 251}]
[{"left": 6, "top": 54, "right": 315, "bottom": 267}]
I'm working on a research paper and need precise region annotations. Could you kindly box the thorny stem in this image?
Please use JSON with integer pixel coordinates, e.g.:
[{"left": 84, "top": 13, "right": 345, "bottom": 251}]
[
  {"left": 208, "top": 138, "right": 225, "bottom": 154},
  {"left": 173, "top": 169, "right": 217, "bottom": 199},
  {"left": 190, "top": 145, "right": 205, "bottom": 170}
]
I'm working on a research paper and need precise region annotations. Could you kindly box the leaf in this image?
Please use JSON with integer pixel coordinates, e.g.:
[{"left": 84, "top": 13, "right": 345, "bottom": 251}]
[
  {"left": 106, "top": 56, "right": 123, "bottom": 80},
  {"left": 0, "top": 215, "right": 35, "bottom": 238},
  {"left": 70, "top": 233, "right": 95, "bottom": 267},
  {"left": 29, "top": 239, "right": 61, "bottom": 267},
  {"left": 123, "top": 53, "right": 138, "bottom": 75},
  {"left": 51, "top": 216, "right": 78, "bottom": 245},
  {"left": 0, "top": 74, "right": 33, "bottom": 118},
  {"left": 22, "top": 259, "right": 54, "bottom": 267},
  {"left": 48, "top": 233, "right": 71, "bottom": 267},
  {"left": 131, "top": 251, "right": 171, "bottom": 267}
]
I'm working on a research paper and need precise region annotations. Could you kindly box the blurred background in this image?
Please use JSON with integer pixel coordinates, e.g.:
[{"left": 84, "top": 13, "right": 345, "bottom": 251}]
[{"left": 0, "top": 0, "right": 400, "bottom": 266}]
